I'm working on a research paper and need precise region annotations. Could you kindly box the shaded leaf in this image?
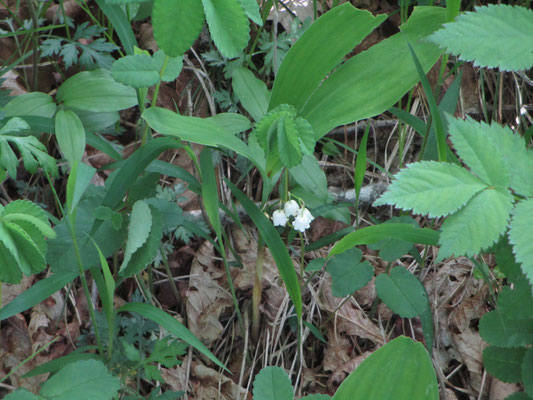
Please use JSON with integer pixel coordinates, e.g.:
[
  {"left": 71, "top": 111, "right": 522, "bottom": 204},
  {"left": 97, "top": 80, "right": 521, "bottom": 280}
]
[
  {"left": 509, "top": 199, "right": 533, "bottom": 285},
  {"left": 252, "top": 366, "right": 293, "bottom": 400},
  {"left": 326, "top": 248, "right": 373, "bottom": 297},
  {"left": 483, "top": 346, "right": 525, "bottom": 383},
  {"left": 479, "top": 309, "right": 533, "bottom": 347}
]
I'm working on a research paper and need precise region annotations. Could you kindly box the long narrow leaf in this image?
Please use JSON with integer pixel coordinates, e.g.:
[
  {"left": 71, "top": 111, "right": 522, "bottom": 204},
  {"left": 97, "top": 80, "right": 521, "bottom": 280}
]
[
  {"left": 200, "top": 148, "right": 222, "bottom": 238},
  {"left": 329, "top": 223, "right": 439, "bottom": 258},
  {"left": 226, "top": 179, "right": 302, "bottom": 320}
]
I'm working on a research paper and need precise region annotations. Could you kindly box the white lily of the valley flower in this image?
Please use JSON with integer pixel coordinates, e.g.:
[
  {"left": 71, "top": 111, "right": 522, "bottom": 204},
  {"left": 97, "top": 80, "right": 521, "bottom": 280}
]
[
  {"left": 284, "top": 200, "right": 299, "bottom": 217},
  {"left": 272, "top": 209, "right": 288, "bottom": 227},
  {"left": 293, "top": 207, "right": 314, "bottom": 232}
]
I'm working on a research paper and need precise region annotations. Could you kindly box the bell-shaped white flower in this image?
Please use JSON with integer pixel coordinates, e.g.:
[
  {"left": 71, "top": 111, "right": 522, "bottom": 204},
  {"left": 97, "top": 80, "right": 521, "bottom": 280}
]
[
  {"left": 272, "top": 209, "right": 288, "bottom": 227},
  {"left": 293, "top": 207, "right": 314, "bottom": 232},
  {"left": 284, "top": 200, "right": 299, "bottom": 217}
]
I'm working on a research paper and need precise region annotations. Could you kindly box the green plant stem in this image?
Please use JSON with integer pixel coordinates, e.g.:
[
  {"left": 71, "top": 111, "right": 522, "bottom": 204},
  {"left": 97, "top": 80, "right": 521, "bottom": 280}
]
[
  {"left": 59, "top": 0, "right": 71, "bottom": 40},
  {"left": 141, "top": 56, "right": 170, "bottom": 145},
  {"left": 299, "top": 232, "right": 305, "bottom": 276},
  {"left": 252, "top": 237, "right": 265, "bottom": 341},
  {"left": 159, "top": 244, "right": 181, "bottom": 304}
]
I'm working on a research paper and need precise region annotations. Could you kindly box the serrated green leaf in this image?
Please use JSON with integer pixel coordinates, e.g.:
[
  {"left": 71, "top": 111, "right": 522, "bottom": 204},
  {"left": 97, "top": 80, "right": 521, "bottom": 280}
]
[
  {"left": 428, "top": 4, "right": 533, "bottom": 71},
  {"left": 111, "top": 54, "right": 160, "bottom": 88},
  {"left": 497, "top": 278, "right": 533, "bottom": 319},
  {"left": 375, "top": 266, "right": 433, "bottom": 351},
  {"left": 447, "top": 116, "right": 510, "bottom": 189},
  {"left": 4, "top": 199, "right": 49, "bottom": 224},
  {"left": 278, "top": 117, "right": 302, "bottom": 168},
  {"left": 252, "top": 366, "right": 293, "bottom": 400},
  {"left": 0, "top": 240, "right": 22, "bottom": 283},
  {"left": 479, "top": 309, "right": 533, "bottom": 347},
  {"left": 238, "top": 0, "right": 262, "bottom": 25},
  {"left": 40, "top": 359, "right": 120, "bottom": 400},
  {"left": 483, "top": 346, "right": 525, "bottom": 383},
  {"left": 55, "top": 109, "right": 86, "bottom": 166},
  {"left": 120, "top": 207, "right": 163, "bottom": 279},
  {"left": 375, "top": 161, "right": 487, "bottom": 217},
  {"left": 326, "top": 248, "right": 373, "bottom": 297},
  {"left": 438, "top": 188, "right": 513, "bottom": 259},
  {"left": 232, "top": 67, "right": 270, "bottom": 121},
  {"left": 56, "top": 69, "right": 137, "bottom": 112},
  {"left": 202, "top": 0, "right": 249, "bottom": 59},
  {"left": 494, "top": 238, "right": 523, "bottom": 284},
  {"left": 120, "top": 200, "right": 152, "bottom": 271},
  {"left": 153, "top": 0, "right": 204, "bottom": 57},
  {"left": 153, "top": 50, "right": 183, "bottom": 82},
  {"left": 509, "top": 199, "right": 533, "bottom": 285},
  {"left": 3, "top": 92, "right": 57, "bottom": 118},
  {"left": 524, "top": 348, "right": 533, "bottom": 397},
  {"left": 5, "top": 222, "right": 45, "bottom": 276},
  {"left": 332, "top": 336, "right": 438, "bottom": 400}
]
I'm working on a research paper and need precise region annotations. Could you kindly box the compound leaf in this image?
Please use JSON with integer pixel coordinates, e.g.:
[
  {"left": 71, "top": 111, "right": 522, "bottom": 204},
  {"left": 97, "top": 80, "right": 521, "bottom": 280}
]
[
  {"left": 428, "top": 4, "right": 533, "bottom": 71},
  {"left": 202, "top": 0, "right": 249, "bottom": 59},
  {"left": 111, "top": 54, "right": 160, "bottom": 88},
  {"left": 252, "top": 366, "right": 293, "bottom": 400},
  {"left": 374, "top": 161, "right": 487, "bottom": 218},
  {"left": 326, "top": 248, "right": 373, "bottom": 298},
  {"left": 152, "top": 0, "right": 204, "bottom": 57},
  {"left": 479, "top": 309, "right": 533, "bottom": 347},
  {"left": 509, "top": 199, "right": 533, "bottom": 285},
  {"left": 483, "top": 346, "right": 525, "bottom": 383},
  {"left": 438, "top": 188, "right": 513, "bottom": 260}
]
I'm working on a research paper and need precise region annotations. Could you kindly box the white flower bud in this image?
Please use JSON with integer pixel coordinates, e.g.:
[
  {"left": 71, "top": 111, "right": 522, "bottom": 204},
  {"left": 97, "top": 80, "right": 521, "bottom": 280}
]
[
  {"left": 284, "top": 200, "right": 299, "bottom": 217},
  {"left": 272, "top": 209, "right": 288, "bottom": 227}
]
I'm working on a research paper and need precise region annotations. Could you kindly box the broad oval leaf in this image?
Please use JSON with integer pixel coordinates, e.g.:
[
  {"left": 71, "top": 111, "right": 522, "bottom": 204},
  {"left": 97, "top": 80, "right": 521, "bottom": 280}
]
[
  {"left": 428, "top": 4, "right": 533, "bottom": 71},
  {"left": 3, "top": 92, "right": 57, "bottom": 118},
  {"left": 232, "top": 67, "right": 270, "bottom": 121},
  {"left": 202, "top": 0, "right": 249, "bottom": 59},
  {"left": 252, "top": 366, "right": 293, "bottom": 400},
  {"left": 40, "top": 359, "right": 120, "bottom": 400},
  {"left": 111, "top": 54, "right": 160, "bottom": 88},
  {"left": 479, "top": 309, "right": 533, "bottom": 348},
  {"left": 302, "top": 6, "right": 445, "bottom": 138},
  {"left": 523, "top": 348, "right": 533, "bottom": 397},
  {"left": 326, "top": 248, "right": 373, "bottom": 298},
  {"left": 483, "top": 346, "right": 525, "bottom": 383},
  {"left": 269, "top": 3, "right": 386, "bottom": 112},
  {"left": 54, "top": 109, "right": 86, "bottom": 166},
  {"left": 56, "top": 69, "right": 137, "bottom": 112},
  {"left": 120, "top": 200, "right": 152, "bottom": 271},
  {"left": 152, "top": 0, "right": 205, "bottom": 57},
  {"left": 332, "top": 336, "right": 438, "bottom": 400}
]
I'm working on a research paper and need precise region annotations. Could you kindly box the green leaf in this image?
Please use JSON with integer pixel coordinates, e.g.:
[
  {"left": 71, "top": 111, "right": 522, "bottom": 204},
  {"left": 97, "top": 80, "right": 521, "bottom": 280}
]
[
  {"left": 208, "top": 113, "right": 251, "bottom": 134},
  {"left": 120, "top": 200, "right": 152, "bottom": 271},
  {"left": 479, "top": 309, "right": 533, "bottom": 347},
  {"left": 0, "top": 240, "right": 21, "bottom": 283},
  {"left": 494, "top": 238, "right": 523, "bottom": 284},
  {"left": 326, "top": 248, "right": 373, "bottom": 297},
  {"left": 329, "top": 223, "right": 439, "bottom": 257},
  {"left": 483, "top": 346, "right": 525, "bottom": 383},
  {"left": 3, "top": 92, "right": 57, "bottom": 118},
  {"left": 332, "top": 336, "right": 438, "bottom": 400},
  {"left": 438, "top": 188, "right": 513, "bottom": 259},
  {"left": 303, "top": 6, "right": 445, "bottom": 138},
  {"left": 252, "top": 366, "right": 293, "bottom": 400},
  {"left": 447, "top": 116, "right": 510, "bottom": 189},
  {"left": 375, "top": 161, "right": 487, "bottom": 218},
  {"left": 232, "top": 67, "right": 270, "bottom": 121},
  {"left": 368, "top": 216, "right": 418, "bottom": 262},
  {"left": 24, "top": 351, "right": 102, "bottom": 378},
  {"left": 509, "top": 199, "right": 533, "bottom": 285},
  {"left": 428, "top": 4, "right": 533, "bottom": 71},
  {"left": 66, "top": 162, "right": 96, "bottom": 214},
  {"left": 153, "top": 50, "right": 183, "bottom": 82},
  {"left": 111, "top": 54, "right": 160, "bottom": 88},
  {"left": 524, "top": 348, "right": 533, "bottom": 397},
  {"left": 56, "top": 69, "right": 137, "bottom": 112},
  {"left": 143, "top": 107, "right": 253, "bottom": 159},
  {"left": 202, "top": 0, "right": 249, "bottom": 59},
  {"left": 301, "top": 395, "right": 331, "bottom": 400},
  {"left": 118, "top": 302, "right": 227, "bottom": 371},
  {"left": 269, "top": 3, "right": 386, "bottom": 112},
  {"left": 95, "top": 0, "right": 137, "bottom": 54},
  {"left": 152, "top": 0, "right": 205, "bottom": 57},
  {"left": 55, "top": 110, "right": 86, "bottom": 166},
  {"left": 40, "top": 359, "right": 120, "bottom": 400},
  {"left": 200, "top": 148, "right": 222, "bottom": 238},
  {"left": 277, "top": 117, "right": 301, "bottom": 168},
  {"left": 4, "top": 389, "right": 39, "bottom": 400},
  {"left": 238, "top": 0, "right": 261, "bottom": 25},
  {"left": 226, "top": 179, "right": 302, "bottom": 320},
  {"left": 504, "top": 393, "right": 533, "bottom": 400},
  {"left": 497, "top": 278, "right": 533, "bottom": 319},
  {"left": 5, "top": 223, "right": 45, "bottom": 276},
  {"left": 375, "top": 266, "right": 433, "bottom": 351}
]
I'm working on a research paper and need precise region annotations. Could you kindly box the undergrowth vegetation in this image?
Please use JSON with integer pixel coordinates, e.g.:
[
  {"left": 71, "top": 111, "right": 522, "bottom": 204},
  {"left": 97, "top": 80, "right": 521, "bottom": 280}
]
[{"left": 1, "top": 0, "right": 533, "bottom": 399}]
